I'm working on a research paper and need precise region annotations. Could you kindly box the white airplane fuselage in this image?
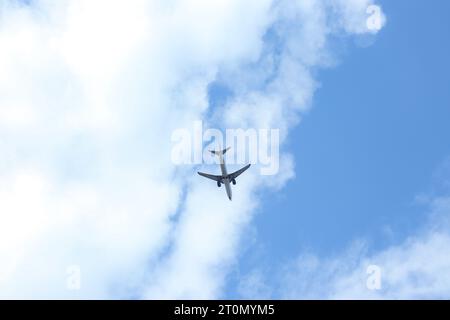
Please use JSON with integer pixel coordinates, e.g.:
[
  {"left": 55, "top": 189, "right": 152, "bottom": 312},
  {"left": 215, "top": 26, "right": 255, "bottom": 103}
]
[{"left": 218, "top": 152, "right": 232, "bottom": 201}]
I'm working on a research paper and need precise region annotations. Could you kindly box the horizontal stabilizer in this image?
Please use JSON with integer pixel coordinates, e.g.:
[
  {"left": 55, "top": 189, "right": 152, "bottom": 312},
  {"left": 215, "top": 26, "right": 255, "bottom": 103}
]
[{"left": 210, "top": 147, "right": 231, "bottom": 156}]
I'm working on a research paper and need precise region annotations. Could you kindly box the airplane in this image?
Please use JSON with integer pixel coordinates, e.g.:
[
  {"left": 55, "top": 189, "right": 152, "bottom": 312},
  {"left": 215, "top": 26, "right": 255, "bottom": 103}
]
[{"left": 197, "top": 147, "right": 251, "bottom": 201}]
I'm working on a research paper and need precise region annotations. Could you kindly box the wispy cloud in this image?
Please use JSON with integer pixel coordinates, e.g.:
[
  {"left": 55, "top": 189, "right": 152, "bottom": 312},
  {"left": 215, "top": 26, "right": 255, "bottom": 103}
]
[{"left": 236, "top": 174, "right": 450, "bottom": 300}]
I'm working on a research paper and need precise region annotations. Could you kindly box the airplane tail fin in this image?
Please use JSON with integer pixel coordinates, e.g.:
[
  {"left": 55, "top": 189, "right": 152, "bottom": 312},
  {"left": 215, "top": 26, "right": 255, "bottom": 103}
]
[{"left": 210, "top": 147, "right": 231, "bottom": 156}]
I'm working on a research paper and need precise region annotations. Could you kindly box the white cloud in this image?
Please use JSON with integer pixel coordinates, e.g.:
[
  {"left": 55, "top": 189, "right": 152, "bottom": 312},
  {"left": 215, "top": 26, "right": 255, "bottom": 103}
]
[
  {"left": 237, "top": 195, "right": 450, "bottom": 300},
  {"left": 0, "top": 0, "right": 385, "bottom": 298}
]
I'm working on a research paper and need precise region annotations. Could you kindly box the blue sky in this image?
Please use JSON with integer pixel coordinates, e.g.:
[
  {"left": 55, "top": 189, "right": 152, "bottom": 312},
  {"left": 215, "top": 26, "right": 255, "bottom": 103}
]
[
  {"left": 1, "top": 0, "right": 450, "bottom": 299},
  {"left": 227, "top": 0, "right": 450, "bottom": 298}
]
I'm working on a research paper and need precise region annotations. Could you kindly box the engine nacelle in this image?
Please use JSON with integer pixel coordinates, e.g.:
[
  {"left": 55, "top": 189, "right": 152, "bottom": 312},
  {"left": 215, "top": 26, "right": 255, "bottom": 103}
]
[
  {"left": 231, "top": 179, "right": 236, "bottom": 185},
  {"left": 217, "top": 181, "right": 222, "bottom": 188}
]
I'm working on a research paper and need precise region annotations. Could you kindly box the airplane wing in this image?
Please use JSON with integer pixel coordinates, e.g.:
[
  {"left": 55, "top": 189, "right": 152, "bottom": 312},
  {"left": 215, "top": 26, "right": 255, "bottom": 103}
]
[
  {"left": 228, "top": 164, "right": 251, "bottom": 180},
  {"left": 197, "top": 172, "right": 222, "bottom": 182}
]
